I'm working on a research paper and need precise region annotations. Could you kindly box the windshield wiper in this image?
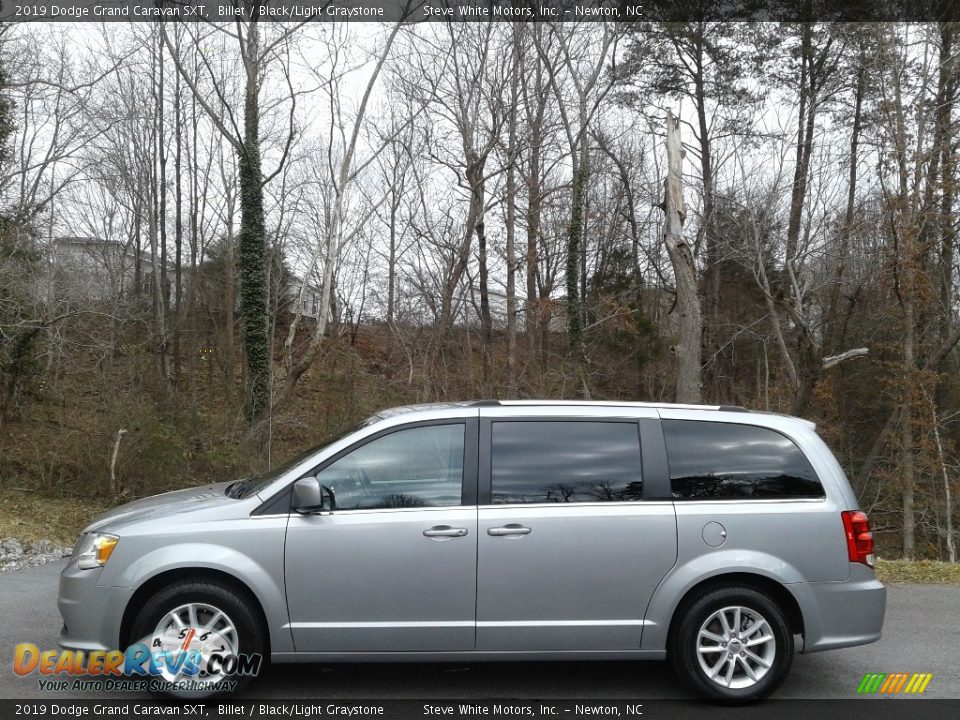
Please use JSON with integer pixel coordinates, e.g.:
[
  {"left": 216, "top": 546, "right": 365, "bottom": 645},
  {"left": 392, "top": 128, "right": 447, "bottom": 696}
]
[{"left": 225, "top": 479, "right": 251, "bottom": 499}]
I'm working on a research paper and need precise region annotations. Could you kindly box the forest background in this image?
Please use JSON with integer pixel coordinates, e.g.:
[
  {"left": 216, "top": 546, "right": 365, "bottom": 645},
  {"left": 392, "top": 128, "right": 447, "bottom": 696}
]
[{"left": 1, "top": 16, "right": 957, "bottom": 563}]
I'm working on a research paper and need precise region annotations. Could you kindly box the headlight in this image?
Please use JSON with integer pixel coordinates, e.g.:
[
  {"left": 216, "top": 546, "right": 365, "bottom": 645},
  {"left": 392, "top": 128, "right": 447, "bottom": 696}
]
[{"left": 76, "top": 533, "right": 119, "bottom": 570}]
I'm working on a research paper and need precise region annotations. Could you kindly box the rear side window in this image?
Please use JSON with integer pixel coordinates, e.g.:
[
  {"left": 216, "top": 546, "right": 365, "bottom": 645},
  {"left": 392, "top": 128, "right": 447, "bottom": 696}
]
[
  {"left": 662, "top": 420, "right": 824, "bottom": 500},
  {"left": 490, "top": 421, "right": 643, "bottom": 503}
]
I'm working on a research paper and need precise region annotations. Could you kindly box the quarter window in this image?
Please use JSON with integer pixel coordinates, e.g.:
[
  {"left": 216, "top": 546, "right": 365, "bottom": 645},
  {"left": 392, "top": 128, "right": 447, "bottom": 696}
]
[
  {"left": 490, "top": 421, "right": 643, "bottom": 504},
  {"left": 315, "top": 424, "right": 465, "bottom": 510},
  {"left": 662, "top": 420, "right": 825, "bottom": 500}
]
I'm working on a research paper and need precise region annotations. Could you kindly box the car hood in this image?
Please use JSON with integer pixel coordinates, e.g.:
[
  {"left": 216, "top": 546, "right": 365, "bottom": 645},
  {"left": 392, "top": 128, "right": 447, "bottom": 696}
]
[{"left": 83, "top": 481, "right": 240, "bottom": 534}]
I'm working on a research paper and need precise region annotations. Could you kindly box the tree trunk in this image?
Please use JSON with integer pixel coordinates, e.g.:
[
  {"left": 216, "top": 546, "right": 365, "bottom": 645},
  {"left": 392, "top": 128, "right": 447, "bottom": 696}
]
[
  {"left": 902, "top": 279, "right": 916, "bottom": 561},
  {"left": 567, "top": 141, "right": 589, "bottom": 398},
  {"left": 937, "top": 23, "right": 957, "bottom": 414},
  {"left": 786, "top": 25, "right": 816, "bottom": 265},
  {"left": 467, "top": 155, "right": 493, "bottom": 398},
  {"left": 523, "top": 26, "right": 547, "bottom": 383},
  {"left": 387, "top": 194, "right": 397, "bottom": 325},
  {"left": 663, "top": 110, "right": 702, "bottom": 404},
  {"left": 133, "top": 213, "right": 142, "bottom": 296},
  {"left": 477, "top": 203, "right": 493, "bottom": 397},
  {"left": 526, "top": 100, "right": 543, "bottom": 383},
  {"left": 928, "top": 394, "right": 956, "bottom": 562},
  {"left": 436, "top": 151, "right": 484, "bottom": 341},
  {"left": 149, "top": 156, "right": 166, "bottom": 382},
  {"left": 173, "top": 56, "right": 184, "bottom": 400},
  {"left": 149, "top": 39, "right": 168, "bottom": 384},
  {"left": 187, "top": 83, "right": 200, "bottom": 427},
  {"left": 791, "top": 324, "right": 821, "bottom": 416},
  {"left": 885, "top": 31, "right": 920, "bottom": 561},
  {"left": 690, "top": 32, "right": 718, "bottom": 396},
  {"left": 826, "top": 60, "right": 865, "bottom": 353},
  {"left": 505, "top": 27, "right": 520, "bottom": 397},
  {"left": 238, "top": 19, "right": 271, "bottom": 423},
  {"left": 224, "top": 190, "right": 236, "bottom": 399},
  {"left": 157, "top": 31, "right": 171, "bottom": 390}
]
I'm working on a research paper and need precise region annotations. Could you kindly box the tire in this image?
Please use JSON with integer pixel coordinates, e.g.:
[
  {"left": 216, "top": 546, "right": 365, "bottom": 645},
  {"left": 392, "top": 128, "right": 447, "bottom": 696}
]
[
  {"left": 129, "top": 579, "right": 266, "bottom": 698},
  {"left": 669, "top": 585, "right": 794, "bottom": 702}
]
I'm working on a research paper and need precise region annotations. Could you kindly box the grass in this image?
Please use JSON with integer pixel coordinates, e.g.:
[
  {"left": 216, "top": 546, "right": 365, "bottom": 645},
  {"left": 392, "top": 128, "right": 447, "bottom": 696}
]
[
  {"left": 0, "top": 488, "right": 108, "bottom": 546},
  {"left": 874, "top": 558, "right": 960, "bottom": 585}
]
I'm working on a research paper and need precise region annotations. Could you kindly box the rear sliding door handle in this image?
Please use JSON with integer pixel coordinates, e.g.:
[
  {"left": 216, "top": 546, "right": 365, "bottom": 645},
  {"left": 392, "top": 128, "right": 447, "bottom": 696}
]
[
  {"left": 423, "top": 525, "right": 468, "bottom": 538},
  {"left": 487, "top": 524, "right": 532, "bottom": 537}
]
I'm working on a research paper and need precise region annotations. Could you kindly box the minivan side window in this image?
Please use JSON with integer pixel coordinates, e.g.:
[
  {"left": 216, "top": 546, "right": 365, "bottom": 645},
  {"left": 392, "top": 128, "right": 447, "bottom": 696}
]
[
  {"left": 662, "top": 420, "right": 825, "bottom": 500},
  {"left": 316, "top": 424, "right": 465, "bottom": 510},
  {"left": 490, "top": 421, "right": 643, "bottom": 504}
]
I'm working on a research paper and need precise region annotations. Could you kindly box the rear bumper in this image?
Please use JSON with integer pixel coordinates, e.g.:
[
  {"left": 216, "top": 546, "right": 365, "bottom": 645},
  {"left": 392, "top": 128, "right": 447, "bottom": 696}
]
[
  {"left": 57, "top": 557, "right": 133, "bottom": 652},
  {"left": 792, "top": 563, "right": 886, "bottom": 653}
]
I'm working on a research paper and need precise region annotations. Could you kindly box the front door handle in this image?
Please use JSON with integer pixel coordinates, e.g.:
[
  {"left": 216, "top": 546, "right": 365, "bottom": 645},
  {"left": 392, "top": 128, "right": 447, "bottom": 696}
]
[
  {"left": 487, "top": 524, "right": 532, "bottom": 537},
  {"left": 423, "top": 525, "right": 468, "bottom": 539}
]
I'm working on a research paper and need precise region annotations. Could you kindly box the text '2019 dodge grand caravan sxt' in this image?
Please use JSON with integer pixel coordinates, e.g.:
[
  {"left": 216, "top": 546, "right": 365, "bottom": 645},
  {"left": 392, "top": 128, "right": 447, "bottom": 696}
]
[{"left": 57, "top": 401, "right": 885, "bottom": 701}]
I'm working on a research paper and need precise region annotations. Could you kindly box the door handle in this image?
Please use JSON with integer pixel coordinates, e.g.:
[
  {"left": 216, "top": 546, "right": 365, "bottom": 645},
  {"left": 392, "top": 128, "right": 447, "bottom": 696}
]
[
  {"left": 487, "top": 524, "right": 532, "bottom": 537},
  {"left": 423, "top": 525, "right": 468, "bottom": 538}
]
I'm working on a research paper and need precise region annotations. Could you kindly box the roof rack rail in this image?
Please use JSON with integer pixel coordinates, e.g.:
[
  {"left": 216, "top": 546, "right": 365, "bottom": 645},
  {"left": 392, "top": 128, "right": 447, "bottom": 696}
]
[
  {"left": 718, "top": 405, "right": 749, "bottom": 412},
  {"left": 471, "top": 399, "right": 502, "bottom": 407}
]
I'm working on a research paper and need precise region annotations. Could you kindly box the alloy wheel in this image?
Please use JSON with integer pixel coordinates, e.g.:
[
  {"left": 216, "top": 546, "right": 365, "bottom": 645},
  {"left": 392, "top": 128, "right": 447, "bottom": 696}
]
[
  {"left": 695, "top": 605, "right": 776, "bottom": 690},
  {"left": 150, "top": 602, "right": 240, "bottom": 684}
]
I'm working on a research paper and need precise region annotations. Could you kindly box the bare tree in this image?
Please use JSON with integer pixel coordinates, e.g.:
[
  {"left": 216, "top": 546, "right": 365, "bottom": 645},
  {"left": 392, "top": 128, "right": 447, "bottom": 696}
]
[
  {"left": 661, "top": 110, "right": 702, "bottom": 403},
  {"left": 503, "top": 26, "right": 522, "bottom": 396},
  {"left": 279, "top": 20, "right": 405, "bottom": 404},
  {"left": 402, "top": 23, "right": 507, "bottom": 397},
  {"left": 534, "top": 23, "right": 619, "bottom": 398},
  {"left": 161, "top": 8, "right": 302, "bottom": 424}
]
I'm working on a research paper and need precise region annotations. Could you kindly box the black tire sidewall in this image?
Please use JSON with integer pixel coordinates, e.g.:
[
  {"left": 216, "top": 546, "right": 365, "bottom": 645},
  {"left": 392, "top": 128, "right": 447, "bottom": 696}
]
[
  {"left": 671, "top": 585, "right": 794, "bottom": 702},
  {"left": 130, "top": 580, "right": 265, "bottom": 696}
]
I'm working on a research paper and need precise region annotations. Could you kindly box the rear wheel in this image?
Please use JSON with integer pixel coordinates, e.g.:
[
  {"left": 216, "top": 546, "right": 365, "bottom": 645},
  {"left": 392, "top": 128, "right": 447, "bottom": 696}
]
[
  {"left": 130, "top": 580, "right": 265, "bottom": 697},
  {"left": 670, "top": 585, "right": 793, "bottom": 702}
]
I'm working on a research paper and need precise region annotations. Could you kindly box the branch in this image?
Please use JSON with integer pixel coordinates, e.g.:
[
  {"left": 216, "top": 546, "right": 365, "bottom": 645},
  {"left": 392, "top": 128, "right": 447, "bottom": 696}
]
[
  {"left": 924, "top": 323, "right": 960, "bottom": 370},
  {"left": 159, "top": 23, "right": 242, "bottom": 153},
  {"left": 4, "top": 49, "right": 135, "bottom": 92},
  {"left": 821, "top": 347, "right": 869, "bottom": 370},
  {"left": 0, "top": 310, "right": 120, "bottom": 331},
  {"left": 258, "top": 18, "right": 319, "bottom": 64},
  {"left": 260, "top": 51, "right": 298, "bottom": 187}
]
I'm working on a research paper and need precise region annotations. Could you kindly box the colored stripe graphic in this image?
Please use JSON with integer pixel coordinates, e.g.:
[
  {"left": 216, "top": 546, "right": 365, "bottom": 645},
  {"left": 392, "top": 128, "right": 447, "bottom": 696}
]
[
  {"left": 858, "top": 672, "right": 932, "bottom": 694},
  {"left": 911, "top": 674, "right": 933, "bottom": 694},
  {"left": 857, "top": 673, "right": 885, "bottom": 693}
]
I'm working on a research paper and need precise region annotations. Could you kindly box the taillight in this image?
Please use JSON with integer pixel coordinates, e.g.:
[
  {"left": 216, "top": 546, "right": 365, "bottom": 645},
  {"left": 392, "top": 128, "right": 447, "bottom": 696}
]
[{"left": 841, "top": 510, "right": 874, "bottom": 567}]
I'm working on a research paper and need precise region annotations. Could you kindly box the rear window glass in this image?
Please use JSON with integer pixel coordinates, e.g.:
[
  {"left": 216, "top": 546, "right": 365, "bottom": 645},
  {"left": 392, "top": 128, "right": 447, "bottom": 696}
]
[{"left": 662, "top": 420, "right": 824, "bottom": 500}]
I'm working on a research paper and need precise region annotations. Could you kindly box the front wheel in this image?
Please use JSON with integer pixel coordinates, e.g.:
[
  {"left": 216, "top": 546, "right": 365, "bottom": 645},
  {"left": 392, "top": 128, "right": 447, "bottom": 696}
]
[
  {"left": 129, "top": 580, "right": 266, "bottom": 698},
  {"left": 670, "top": 585, "right": 794, "bottom": 702}
]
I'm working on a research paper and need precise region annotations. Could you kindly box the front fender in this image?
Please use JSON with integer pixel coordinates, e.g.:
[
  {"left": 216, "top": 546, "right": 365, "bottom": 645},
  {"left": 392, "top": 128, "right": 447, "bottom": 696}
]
[{"left": 100, "top": 523, "right": 292, "bottom": 652}]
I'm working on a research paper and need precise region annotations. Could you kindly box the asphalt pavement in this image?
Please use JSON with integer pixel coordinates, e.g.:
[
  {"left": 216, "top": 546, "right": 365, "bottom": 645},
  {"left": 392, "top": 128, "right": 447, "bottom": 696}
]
[{"left": 1, "top": 561, "right": 957, "bottom": 700}]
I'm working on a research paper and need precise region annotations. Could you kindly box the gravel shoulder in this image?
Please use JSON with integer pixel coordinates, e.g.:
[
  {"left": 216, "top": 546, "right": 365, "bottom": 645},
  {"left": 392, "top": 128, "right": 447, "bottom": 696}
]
[{"left": 0, "top": 537, "right": 71, "bottom": 573}]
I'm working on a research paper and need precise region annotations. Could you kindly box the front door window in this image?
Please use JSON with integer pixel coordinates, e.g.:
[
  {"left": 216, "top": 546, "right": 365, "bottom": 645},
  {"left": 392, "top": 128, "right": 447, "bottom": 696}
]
[{"left": 316, "top": 423, "right": 466, "bottom": 510}]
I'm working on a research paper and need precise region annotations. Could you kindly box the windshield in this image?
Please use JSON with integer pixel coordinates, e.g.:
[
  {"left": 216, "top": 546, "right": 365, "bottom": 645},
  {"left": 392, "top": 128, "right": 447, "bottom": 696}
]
[{"left": 230, "top": 426, "right": 360, "bottom": 499}]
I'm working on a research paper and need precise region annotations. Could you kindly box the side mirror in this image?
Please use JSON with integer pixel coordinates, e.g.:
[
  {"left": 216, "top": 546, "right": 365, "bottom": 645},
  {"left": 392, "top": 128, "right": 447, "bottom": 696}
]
[{"left": 292, "top": 477, "right": 335, "bottom": 514}]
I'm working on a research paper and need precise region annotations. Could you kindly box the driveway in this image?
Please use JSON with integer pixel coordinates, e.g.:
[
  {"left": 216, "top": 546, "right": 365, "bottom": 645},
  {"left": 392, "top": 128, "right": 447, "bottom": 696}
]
[{"left": 2, "top": 561, "right": 957, "bottom": 700}]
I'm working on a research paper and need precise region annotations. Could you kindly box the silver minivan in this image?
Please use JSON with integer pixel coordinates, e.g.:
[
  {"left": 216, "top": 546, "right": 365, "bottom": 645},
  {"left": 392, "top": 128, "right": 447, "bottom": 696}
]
[{"left": 57, "top": 401, "right": 885, "bottom": 701}]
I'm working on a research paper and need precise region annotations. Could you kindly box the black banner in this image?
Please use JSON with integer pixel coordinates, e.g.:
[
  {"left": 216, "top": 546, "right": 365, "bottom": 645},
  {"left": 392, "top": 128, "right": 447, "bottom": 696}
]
[
  {"left": 2, "top": 700, "right": 960, "bottom": 720},
  {"left": 5, "top": 0, "right": 960, "bottom": 23}
]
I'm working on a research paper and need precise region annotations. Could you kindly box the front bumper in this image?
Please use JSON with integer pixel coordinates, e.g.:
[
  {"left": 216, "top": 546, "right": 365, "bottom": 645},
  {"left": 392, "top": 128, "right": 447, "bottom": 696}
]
[
  {"left": 793, "top": 563, "right": 887, "bottom": 653},
  {"left": 57, "top": 556, "right": 134, "bottom": 652}
]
